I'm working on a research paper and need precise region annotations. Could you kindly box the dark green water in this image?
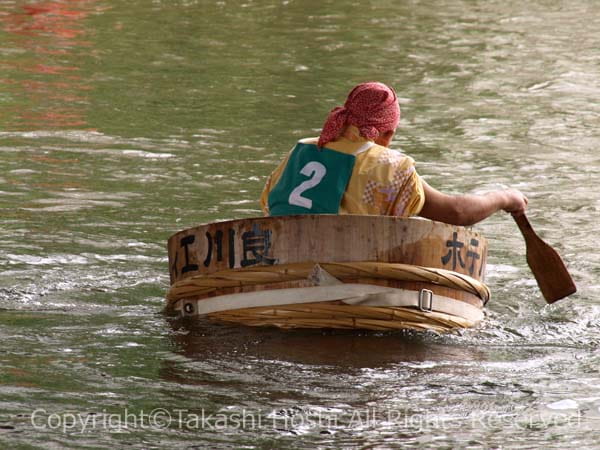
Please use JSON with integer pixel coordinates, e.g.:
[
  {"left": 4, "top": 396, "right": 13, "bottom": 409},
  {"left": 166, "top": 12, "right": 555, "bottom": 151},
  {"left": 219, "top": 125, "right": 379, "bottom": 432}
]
[{"left": 1, "top": 0, "right": 599, "bottom": 448}]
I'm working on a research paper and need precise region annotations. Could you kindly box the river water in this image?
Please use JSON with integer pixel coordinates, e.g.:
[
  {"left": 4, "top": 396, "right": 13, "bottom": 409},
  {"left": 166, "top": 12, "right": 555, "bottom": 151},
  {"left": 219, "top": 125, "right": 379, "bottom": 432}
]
[{"left": 1, "top": 0, "right": 599, "bottom": 448}]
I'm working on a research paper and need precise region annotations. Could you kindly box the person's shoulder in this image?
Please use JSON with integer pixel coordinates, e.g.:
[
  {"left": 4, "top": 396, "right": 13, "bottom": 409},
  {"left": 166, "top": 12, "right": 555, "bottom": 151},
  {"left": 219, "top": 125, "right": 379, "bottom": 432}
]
[{"left": 364, "top": 144, "right": 416, "bottom": 167}]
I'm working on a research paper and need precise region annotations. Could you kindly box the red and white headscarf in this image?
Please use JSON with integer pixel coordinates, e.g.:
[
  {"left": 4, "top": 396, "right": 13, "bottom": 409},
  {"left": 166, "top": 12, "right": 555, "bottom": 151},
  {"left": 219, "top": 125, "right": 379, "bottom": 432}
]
[{"left": 317, "top": 82, "right": 401, "bottom": 148}]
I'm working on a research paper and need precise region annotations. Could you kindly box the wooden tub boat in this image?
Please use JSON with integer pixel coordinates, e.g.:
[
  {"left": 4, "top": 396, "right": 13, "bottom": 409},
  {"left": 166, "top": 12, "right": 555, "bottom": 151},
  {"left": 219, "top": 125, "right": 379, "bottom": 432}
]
[{"left": 165, "top": 215, "right": 490, "bottom": 333}]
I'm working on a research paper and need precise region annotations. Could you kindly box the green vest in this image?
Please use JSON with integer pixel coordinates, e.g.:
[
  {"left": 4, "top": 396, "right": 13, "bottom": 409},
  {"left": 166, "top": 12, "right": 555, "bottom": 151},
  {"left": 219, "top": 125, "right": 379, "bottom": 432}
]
[{"left": 268, "top": 142, "right": 356, "bottom": 216}]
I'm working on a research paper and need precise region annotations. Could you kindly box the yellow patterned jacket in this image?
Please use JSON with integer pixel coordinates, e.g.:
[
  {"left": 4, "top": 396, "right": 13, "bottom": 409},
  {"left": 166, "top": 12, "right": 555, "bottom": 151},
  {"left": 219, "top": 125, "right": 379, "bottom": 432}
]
[{"left": 260, "top": 135, "right": 425, "bottom": 217}]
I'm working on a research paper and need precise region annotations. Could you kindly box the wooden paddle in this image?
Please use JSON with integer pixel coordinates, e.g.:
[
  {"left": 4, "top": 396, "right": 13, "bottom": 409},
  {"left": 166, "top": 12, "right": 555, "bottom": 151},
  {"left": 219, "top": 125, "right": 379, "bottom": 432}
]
[{"left": 513, "top": 213, "right": 576, "bottom": 303}]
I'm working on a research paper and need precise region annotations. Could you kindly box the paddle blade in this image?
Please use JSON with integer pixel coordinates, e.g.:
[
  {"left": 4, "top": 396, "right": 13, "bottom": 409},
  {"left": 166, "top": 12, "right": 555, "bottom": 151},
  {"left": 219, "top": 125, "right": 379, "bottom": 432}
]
[{"left": 514, "top": 214, "right": 577, "bottom": 303}]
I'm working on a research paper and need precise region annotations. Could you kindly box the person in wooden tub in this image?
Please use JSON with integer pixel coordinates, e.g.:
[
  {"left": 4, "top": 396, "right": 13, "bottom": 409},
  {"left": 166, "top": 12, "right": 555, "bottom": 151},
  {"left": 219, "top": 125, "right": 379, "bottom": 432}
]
[
  {"left": 167, "top": 82, "right": 575, "bottom": 331},
  {"left": 167, "top": 83, "right": 530, "bottom": 332},
  {"left": 260, "top": 81, "right": 528, "bottom": 224}
]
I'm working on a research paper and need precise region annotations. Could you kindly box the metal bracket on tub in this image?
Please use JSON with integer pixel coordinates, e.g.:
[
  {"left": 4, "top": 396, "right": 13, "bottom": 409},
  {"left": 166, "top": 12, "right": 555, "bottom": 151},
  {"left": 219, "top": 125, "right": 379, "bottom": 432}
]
[
  {"left": 418, "top": 289, "right": 434, "bottom": 312},
  {"left": 183, "top": 302, "right": 195, "bottom": 315}
]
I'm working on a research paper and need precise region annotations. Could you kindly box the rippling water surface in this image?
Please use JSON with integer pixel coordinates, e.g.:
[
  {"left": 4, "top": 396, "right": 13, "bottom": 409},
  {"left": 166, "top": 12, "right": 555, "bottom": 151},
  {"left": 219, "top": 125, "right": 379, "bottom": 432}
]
[{"left": 1, "top": 0, "right": 599, "bottom": 447}]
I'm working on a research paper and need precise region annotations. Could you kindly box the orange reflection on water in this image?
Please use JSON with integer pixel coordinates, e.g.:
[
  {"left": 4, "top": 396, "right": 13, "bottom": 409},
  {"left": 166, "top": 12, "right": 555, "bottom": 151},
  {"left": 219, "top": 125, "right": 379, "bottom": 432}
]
[
  {"left": 3, "top": 1, "right": 89, "bottom": 39},
  {"left": 0, "top": 1, "right": 101, "bottom": 130}
]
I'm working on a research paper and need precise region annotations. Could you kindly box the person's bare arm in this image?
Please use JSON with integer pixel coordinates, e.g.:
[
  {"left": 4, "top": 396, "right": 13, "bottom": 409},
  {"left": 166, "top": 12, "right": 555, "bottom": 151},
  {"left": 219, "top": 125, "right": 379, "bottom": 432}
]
[{"left": 419, "top": 180, "right": 528, "bottom": 226}]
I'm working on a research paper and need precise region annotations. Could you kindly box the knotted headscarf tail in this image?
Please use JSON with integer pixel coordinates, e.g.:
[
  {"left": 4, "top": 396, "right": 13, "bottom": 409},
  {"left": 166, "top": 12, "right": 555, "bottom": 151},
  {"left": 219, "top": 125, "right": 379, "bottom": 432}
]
[{"left": 317, "top": 82, "right": 401, "bottom": 148}]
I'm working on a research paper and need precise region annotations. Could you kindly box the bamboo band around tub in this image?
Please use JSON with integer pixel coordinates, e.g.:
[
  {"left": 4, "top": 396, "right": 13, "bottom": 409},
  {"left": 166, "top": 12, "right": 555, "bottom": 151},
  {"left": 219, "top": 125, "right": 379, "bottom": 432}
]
[
  {"left": 175, "top": 284, "right": 484, "bottom": 323},
  {"left": 208, "top": 306, "right": 476, "bottom": 333},
  {"left": 166, "top": 261, "right": 490, "bottom": 307}
]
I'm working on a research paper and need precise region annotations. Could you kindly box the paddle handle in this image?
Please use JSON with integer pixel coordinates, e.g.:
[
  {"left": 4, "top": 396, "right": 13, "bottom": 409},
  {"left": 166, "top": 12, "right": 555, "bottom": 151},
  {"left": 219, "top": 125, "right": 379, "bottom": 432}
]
[{"left": 513, "top": 213, "right": 535, "bottom": 240}]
